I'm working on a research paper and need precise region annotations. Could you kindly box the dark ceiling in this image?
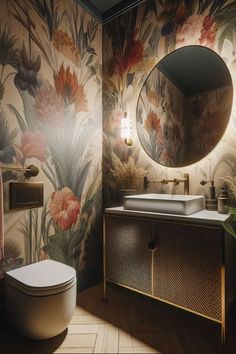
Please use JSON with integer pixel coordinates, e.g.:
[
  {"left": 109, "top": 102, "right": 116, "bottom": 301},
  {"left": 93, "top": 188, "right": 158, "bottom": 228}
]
[
  {"left": 157, "top": 46, "right": 232, "bottom": 97},
  {"left": 74, "top": 0, "right": 145, "bottom": 23}
]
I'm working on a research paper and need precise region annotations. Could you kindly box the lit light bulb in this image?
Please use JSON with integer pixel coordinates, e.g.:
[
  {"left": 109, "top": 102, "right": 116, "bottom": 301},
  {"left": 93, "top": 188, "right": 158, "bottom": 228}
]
[{"left": 120, "top": 112, "right": 133, "bottom": 146}]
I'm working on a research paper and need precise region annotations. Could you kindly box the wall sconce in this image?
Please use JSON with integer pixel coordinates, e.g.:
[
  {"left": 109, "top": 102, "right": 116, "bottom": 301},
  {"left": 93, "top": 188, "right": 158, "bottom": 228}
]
[{"left": 120, "top": 112, "right": 133, "bottom": 146}]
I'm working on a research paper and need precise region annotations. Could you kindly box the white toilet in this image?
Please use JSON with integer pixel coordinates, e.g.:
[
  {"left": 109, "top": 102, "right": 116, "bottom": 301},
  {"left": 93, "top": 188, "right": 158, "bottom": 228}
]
[{"left": 4, "top": 259, "right": 77, "bottom": 340}]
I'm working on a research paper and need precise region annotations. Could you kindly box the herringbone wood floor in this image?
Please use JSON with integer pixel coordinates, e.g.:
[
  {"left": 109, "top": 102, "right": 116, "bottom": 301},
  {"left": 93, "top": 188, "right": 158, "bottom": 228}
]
[{"left": 0, "top": 283, "right": 235, "bottom": 353}]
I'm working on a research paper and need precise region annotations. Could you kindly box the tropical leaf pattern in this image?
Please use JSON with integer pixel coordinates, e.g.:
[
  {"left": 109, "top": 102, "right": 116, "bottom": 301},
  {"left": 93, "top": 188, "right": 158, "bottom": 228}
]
[
  {"left": 1, "top": 0, "right": 236, "bottom": 285},
  {"left": 0, "top": 0, "right": 102, "bottom": 285},
  {"left": 103, "top": 0, "right": 236, "bottom": 205}
]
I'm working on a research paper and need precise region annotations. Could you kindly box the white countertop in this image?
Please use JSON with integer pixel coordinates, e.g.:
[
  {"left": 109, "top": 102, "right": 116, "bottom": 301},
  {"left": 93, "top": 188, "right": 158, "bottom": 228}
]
[{"left": 105, "top": 206, "right": 229, "bottom": 225}]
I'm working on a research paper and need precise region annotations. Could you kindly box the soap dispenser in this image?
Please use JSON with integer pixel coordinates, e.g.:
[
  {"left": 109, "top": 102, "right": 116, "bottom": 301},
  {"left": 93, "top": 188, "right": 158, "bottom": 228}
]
[{"left": 217, "top": 186, "right": 228, "bottom": 214}]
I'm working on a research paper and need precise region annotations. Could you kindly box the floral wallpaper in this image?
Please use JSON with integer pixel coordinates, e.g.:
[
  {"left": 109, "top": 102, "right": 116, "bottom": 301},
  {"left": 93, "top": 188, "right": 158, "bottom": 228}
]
[
  {"left": 136, "top": 68, "right": 186, "bottom": 167},
  {"left": 136, "top": 66, "right": 232, "bottom": 167},
  {"left": 1, "top": 0, "right": 236, "bottom": 292},
  {"left": 103, "top": 0, "right": 236, "bottom": 204},
  {"left": 0, "top": 0, "right": 102, "bottom": 289},
  {"left": 187, "top": 85, "right": 233, "bottom": 166}
]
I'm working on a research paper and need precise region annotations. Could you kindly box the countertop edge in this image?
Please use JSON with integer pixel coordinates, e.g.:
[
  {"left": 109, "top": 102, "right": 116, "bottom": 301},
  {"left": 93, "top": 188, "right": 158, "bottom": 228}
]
[{"left": 104, "top": 206, "right": 229, "bottom": 225}]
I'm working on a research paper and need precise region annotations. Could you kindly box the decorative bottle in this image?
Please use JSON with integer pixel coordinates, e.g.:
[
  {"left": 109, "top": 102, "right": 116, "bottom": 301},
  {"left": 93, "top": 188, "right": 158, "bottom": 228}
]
[{"left": 217, "top": 186, "right": 228, "bottom": 214}]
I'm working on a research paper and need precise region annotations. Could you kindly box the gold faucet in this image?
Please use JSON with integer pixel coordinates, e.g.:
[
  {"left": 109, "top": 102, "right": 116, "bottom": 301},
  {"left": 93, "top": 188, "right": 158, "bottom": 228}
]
[{"left": 153, "top": 173, "right": 189, "bottom": 195}]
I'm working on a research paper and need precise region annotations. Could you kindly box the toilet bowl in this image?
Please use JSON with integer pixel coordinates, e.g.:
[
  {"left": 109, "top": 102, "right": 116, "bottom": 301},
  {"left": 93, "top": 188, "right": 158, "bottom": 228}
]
[{"left": 4, "top": 259, "right": 77, "bottom": 340}]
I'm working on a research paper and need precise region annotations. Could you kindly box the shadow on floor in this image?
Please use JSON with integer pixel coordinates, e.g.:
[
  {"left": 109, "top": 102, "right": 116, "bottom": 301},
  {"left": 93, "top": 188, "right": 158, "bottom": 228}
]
[
  {"left": 1, "top": 282, "right": 235, "bottom": 354},
  {"left": 0, "top": 312, "right": 67, "bottom": 354},
  {"left": 77, "top": 283, "right": 224, "bottom": 354}
]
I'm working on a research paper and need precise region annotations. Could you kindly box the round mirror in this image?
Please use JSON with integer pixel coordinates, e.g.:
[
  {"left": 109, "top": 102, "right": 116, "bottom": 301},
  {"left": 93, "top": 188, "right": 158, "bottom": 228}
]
[{"left": 136, "top": 45, "right": 233, "bottom": 167}]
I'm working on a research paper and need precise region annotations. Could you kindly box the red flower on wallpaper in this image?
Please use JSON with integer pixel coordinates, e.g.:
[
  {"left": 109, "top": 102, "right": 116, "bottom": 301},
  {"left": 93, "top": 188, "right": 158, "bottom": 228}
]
[
  {"left": 175, "top": 2, "right": 187, "bottom": 25},
  {"left": 54, "top": 64, "right": 88, "bottom": 113},
  {"left": 13, "top": 131, "right": 47, "bottom": 163},
  {"left": 49, "top": 187, "right": 80, "bottom": 231},
  {"left": 144, "top": 110, "right": 161, "bottom": 134},
  {"left": 34, "top": 84, "right": 65, "bottom": 126},
  {"left": 110, "top": 29, "right": 143, "bottom": 77},
  {"left": 199, "top": 15, "right": 217, "bottom": 49}
]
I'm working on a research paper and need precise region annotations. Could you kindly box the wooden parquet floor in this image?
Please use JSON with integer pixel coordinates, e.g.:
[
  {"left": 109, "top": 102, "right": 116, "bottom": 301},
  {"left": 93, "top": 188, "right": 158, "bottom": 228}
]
[{"left": 0, "top": 282, "right": 235, "bottom": 354}]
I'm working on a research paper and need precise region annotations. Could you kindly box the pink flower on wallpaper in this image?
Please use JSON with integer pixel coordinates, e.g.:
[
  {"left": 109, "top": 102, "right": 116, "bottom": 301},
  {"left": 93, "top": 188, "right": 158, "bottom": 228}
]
[
  {"left": 176, "top": 14, "right": 204, "bottom": 47},
  {"left": 13, "top": 131, "right": 47, "bottom": 163},
  {"left": 21, "top": 131, "right": 47, "bottom": 161},
  {"left": 49, "top": 187, "right": 80, "bottom": 231},
  {"left": 176, "top": 14, "right": 216, "bottom": 49},
  {"left": 34, "top": 84, "right": 65, "bottom": 126}
]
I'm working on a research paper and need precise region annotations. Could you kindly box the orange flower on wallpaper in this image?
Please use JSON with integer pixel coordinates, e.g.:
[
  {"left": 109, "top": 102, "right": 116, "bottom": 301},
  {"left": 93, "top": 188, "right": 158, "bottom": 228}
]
[
  {"left": 49, "top": 187, "right": 80, "bottom": 231},
  {"left": 111, "top": 29, "right": 143, "bottom": 77},
  {"left": 54, "top": 64, "right": 88, "bottom": 113},
  {"left": 52, "top": 29, "right": 80, "bottom": 64},
  {"left": 34, "top": 84, "right": 65, "bottom": 126},
  {"left": 147, "top": 90, "right": 160, "bottom": 107},
  {"left": 144, "top": 110, "right": 161, "bottom": 134},
  {"left": 175, "top": 1, "right": 187, "bottom": 24},
  {"left": 13, "top": 131, "right": 47, "bottom": 163}
]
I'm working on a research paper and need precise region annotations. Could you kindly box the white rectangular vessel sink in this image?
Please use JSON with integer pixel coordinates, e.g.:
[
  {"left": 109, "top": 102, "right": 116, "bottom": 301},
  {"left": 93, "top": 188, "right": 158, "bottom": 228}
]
[{"left": 123, "top": 194, "right": 204, "bottom": 215}]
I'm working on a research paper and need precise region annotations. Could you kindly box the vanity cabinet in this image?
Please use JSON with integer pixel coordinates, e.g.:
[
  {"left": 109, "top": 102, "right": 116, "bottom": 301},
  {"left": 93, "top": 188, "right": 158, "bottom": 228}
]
[
  {"left": 152, "top": 221, "right": 222, "bottom": 322},
  {"left": 104, "top": 216, "right": 152, "bottom": 295},
  {"left": 104, "top": 208, "right": 236, "bottom": 343}
]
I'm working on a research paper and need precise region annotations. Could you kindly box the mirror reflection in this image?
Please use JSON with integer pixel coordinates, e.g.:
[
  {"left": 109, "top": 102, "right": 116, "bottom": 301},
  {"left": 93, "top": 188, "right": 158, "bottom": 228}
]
[{"left": 136, "top": 45, "right": 233, "bottom": 167}]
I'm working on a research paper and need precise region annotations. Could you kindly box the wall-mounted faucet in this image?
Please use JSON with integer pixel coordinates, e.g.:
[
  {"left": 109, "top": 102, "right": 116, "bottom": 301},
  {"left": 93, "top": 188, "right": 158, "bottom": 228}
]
[
  {"left": 143, "top": 173, "right": 190, "bottom": 195},
  {"left": 153, "top": 173, "right": 189, "bottom": 195}
]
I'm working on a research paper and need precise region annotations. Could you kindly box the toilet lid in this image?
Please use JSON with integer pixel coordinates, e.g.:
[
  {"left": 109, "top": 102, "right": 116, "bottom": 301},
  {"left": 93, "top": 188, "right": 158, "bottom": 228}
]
[{"left": 5, "top": 260, "right": 76, "bottom": 296}]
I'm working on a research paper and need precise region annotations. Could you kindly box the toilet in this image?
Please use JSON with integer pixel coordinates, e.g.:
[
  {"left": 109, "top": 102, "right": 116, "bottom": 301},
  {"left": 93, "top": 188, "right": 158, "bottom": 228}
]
[{"left": 4, "top": 259, "right": 77, "bottom": 340}]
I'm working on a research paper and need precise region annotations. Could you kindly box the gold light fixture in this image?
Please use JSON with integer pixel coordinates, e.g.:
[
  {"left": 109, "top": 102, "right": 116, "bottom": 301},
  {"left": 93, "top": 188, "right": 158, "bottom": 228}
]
[{"left": 120, "top": 112, "right": 133, "bottom": 146}]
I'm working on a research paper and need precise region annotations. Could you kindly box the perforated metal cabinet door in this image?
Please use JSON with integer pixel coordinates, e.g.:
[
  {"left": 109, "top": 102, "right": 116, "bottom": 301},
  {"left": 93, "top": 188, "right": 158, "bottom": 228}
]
[
  {"left": 105, "top": 215, "right": 152, "bottom": 295},
  {"left": 153, "top": 221, "right": 223, "bottom": 321}
]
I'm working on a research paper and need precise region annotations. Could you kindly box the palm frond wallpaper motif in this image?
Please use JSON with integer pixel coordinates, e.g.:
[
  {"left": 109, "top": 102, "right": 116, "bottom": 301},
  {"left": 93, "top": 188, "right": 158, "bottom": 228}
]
[
  {"left": 0, "top": 0, "right": 102, "bottom": 288},
  {"left": 103, "top": 0, "right": 236, "bottom": 204}
]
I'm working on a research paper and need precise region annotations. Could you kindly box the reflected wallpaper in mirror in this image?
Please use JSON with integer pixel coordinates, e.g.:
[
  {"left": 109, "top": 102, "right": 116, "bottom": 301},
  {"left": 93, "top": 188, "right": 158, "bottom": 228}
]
[{"left": 136, "top": 45, "right": 233, "bottom": 167}]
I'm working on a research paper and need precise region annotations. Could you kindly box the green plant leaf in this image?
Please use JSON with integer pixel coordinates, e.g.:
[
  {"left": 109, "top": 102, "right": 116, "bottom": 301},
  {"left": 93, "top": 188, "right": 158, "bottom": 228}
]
[
  {"left": 8, "top": 104, "right": 28, "bottom": 132},
  {"left": 0, "top": 25, "right": 19, "bottom": 69},
  {"left": 0, "top": 110, "right": 18, "bottom": 149},
  {"left": 220, "top": 220, "right": 236, "bottom": 239}
]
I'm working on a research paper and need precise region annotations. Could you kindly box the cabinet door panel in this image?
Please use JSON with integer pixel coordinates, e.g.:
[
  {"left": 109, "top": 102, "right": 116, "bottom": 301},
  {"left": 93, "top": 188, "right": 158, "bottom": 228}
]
[
  {"left": 105, "top": 215, "right": 152, "bottom": 295},
  {"left": 153, "top": 222, "right": 222, "bottom": 321}
]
